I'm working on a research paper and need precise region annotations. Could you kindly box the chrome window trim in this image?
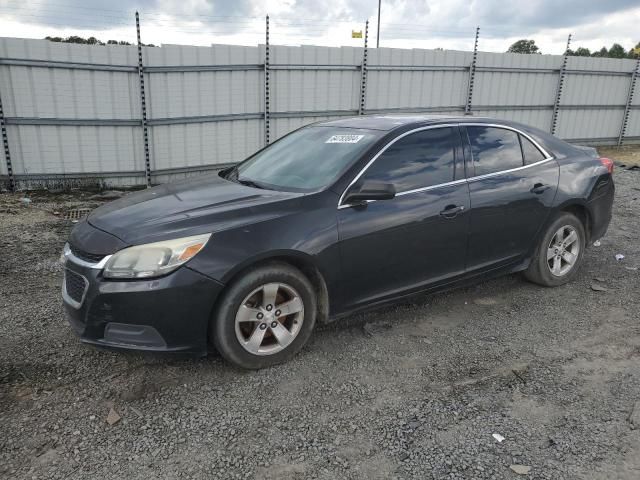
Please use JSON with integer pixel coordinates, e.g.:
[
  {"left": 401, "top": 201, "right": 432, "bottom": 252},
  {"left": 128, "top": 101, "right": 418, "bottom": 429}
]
[
  {"left": 62, "top": 268, "right": 89, "bottom": 309},
  {"left": 337, "top": 122, "right": 555, "bottom": 210},
  {"left": 62, "top": 243, "right": 112, "bottom": 269},
  {"left": 465, "top": 157, "right": 553, "bottom": 182}
]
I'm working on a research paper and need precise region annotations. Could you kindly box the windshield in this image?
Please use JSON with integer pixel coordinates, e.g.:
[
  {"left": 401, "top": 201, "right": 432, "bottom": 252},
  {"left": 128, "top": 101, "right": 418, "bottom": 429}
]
[{"left": 228, "top": 126, "right": 383, "bottom": 192}]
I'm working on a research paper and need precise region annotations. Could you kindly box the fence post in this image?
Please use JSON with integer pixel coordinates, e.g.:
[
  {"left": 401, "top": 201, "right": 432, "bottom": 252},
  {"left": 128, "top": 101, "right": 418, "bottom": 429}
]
[
  {"left": 464, "top": 26, "right": 479, "bottom": 115},
  {"left": 617, "top": 56, "right": 640, "bottom": 146},
  {"left": 264, "top": 15, "right": 271, "bottom": 146},
  {"left": 358, "top": 20, "right": 369, "bottom": 115},
  {"left": 0, "top": 92, "right": 14, "bottom": 191},
  {"left": 135, "top": 12, "right": 152, "bottom": 187},
  {"left": 551, "top": 33, "right": 572, "bottom": 136}
]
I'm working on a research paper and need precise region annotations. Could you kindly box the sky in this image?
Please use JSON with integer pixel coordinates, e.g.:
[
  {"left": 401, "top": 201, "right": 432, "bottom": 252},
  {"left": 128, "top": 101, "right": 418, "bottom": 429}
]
[{"left": 0, "top": 0, "right": 639, "bottom": 55}]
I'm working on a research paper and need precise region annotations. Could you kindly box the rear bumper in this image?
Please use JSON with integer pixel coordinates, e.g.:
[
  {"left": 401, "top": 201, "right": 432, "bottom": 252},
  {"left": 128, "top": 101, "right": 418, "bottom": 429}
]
[{"left": 62, "top": 261, "right": 224, "bottom": 356}]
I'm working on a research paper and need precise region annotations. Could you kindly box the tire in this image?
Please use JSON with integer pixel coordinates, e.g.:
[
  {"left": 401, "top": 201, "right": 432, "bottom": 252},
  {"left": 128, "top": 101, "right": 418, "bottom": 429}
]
[
  {"left": 524, "top": 212, "right": 586, "bottom": 287},
  {"left": 210, "top": 262, "right": 317, "bottom": 369}
]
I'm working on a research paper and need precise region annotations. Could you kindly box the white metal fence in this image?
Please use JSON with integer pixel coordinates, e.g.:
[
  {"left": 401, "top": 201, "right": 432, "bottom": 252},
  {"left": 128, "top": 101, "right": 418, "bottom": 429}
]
[{"left": 1, "top": 33, "right": 639, "bottom": 190}]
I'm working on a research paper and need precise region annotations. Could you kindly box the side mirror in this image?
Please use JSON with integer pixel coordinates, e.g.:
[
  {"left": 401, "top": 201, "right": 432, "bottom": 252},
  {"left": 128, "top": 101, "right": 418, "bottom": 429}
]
[{"left": 343, "top": 180, "right": 396, "bottom": 205}]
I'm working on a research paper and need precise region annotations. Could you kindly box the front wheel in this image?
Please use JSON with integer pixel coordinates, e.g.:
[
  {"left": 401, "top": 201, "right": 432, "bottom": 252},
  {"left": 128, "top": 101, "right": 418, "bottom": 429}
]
[
  {"left": 524, "top": 212, "right": 586, "bottom": 287},
  {"left": 210, "top": 263, "right": 317, "bottom": 369}
]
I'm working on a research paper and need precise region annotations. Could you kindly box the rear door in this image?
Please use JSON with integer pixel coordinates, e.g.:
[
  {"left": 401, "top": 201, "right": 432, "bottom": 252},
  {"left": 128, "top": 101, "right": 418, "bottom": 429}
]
[
  {"left": 336, "top": 126, "right": 470, "bottom": 309},
  {"left": 462, "top": 125, "right": 559, "bottom": 271}
]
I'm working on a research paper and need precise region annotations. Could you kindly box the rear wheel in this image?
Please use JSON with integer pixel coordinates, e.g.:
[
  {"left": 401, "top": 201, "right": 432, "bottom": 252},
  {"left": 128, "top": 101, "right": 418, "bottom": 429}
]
[
  {"left": 210, "top": 263, "right": 316, "bottom": 369},
  {"left": 524, "top": 212, "right": 586, "bottom": 287}
]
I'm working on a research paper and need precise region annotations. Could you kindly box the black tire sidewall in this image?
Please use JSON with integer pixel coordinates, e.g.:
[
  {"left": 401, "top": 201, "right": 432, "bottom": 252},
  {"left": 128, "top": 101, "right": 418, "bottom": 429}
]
[
  {"left": 211, "top": 263, "right": 317, "bottom": 369},
  {"left": 533, "top": 213, "right": 586, "bottom": 286}
]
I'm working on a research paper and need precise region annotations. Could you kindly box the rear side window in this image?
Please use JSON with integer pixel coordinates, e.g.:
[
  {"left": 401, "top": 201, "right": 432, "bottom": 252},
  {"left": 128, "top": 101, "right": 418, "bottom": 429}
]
[
  {"left": 361, "top": 127, "right": 457, "bottom": 192},
  {"left": 467, "top": 126, "right": 523, "bottom": 176},
  {"left": 520, "top": 135, "right": 546, "bottom": 165}
]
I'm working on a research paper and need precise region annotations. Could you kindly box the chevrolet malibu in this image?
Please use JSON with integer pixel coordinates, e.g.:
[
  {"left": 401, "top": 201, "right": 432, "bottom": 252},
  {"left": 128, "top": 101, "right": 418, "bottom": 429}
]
[{"left": 62, "top": 115, "right": 614, "bottom": 369}]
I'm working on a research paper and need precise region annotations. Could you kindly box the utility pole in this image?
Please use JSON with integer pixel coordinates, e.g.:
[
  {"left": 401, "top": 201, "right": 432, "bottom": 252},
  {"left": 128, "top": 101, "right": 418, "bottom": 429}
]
[{"left": 376, "top": 0, "right": 381, "bottom": 48}]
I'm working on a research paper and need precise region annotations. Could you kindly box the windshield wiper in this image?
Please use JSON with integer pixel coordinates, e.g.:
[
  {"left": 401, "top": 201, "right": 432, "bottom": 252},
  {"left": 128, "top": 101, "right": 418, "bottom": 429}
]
[{"left": 237, "top": 177, "right": 266, "bottom": 189}]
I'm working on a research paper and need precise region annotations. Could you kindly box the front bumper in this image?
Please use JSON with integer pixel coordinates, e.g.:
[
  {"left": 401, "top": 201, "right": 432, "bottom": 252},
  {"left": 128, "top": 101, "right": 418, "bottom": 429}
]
[{"left": 62, "top": 258, "right": 224, "bottom": 355}]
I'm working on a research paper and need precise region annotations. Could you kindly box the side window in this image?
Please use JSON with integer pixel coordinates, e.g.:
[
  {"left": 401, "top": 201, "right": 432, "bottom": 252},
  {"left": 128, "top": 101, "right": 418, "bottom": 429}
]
[
  {"left": 520, "top": 134, "right": 546, "bottom": 165},
  {"left": 361, "top": 127, "right": 457, "bottom": 192},
  {"left": 467, "top": 126, "right": 523, "bottom": 176}
]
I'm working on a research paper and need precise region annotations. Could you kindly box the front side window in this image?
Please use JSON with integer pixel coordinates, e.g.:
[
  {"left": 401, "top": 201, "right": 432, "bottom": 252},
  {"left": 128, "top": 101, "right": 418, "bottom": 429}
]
[
  {"left": 467, "top": 126, "right": 523, "bottom": 176},
  {"left": 230, "top": 127, "right": 382, "bottom": 192},
  {"left": 520, "top": 134, "right": 547, "bottom": 165},
  {"left": 360, "top": 127, "right": 458, "bottom": 192}
]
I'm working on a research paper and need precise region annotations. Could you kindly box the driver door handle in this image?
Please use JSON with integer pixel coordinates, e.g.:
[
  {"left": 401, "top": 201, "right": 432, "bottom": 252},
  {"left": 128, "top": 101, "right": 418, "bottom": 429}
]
[
  {"left": 439, "top": 205, "right": 465, "bottom": 219},
  {"left": 530, "top": 183, "right": 550, "bottom": 194}
]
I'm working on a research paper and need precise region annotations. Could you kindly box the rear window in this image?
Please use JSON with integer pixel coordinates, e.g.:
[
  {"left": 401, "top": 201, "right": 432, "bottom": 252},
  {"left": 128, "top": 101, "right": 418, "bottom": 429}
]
[
  {"left": 466, "top": 126, "right": 523, "bottom": 176},
  {"left": 520, "top": 135, "right": 547, "bottom": 165}
]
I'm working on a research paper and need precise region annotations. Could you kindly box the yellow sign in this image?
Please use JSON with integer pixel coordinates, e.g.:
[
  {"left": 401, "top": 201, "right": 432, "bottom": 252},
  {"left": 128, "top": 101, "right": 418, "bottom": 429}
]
[
  {"left": 352, "top": 30, "right": 362, "bottom": 39},
  {"left": 634, "top": 46, "right": 640, "bottom": 55}
]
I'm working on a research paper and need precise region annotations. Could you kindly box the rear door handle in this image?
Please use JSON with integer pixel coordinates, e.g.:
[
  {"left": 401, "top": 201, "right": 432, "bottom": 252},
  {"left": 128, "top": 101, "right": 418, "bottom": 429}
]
[
  {"left": 530, "top": 183, "right": 550, "bottom": 194},
  {"left": 439, "top": 205, "right": 465, "bottom": 219}
]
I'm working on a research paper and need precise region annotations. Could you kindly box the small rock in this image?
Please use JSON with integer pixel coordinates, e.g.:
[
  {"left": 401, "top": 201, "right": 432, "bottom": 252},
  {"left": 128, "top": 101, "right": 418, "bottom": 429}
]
[
  {"left": 590, "top": 284, "right": 608, "bottom": 292},
  {"left": 474, "top": 297, "right": 498, "bottom": 306},
  {"left": 492, "top": 433, "right": 505, "bottom": 443},
  {"left": 629, "top": 402, "right": 640, "bottom": 429},
  {"left": 106, "top": 408, "right": 121, "bottom": 426},
  {"left": 362, "top": 321, "right": 392, "bottom": 337},
  {"left": 593, "top": 277, "right": 605, "bottom": 282},
  {"left": 20, "top": 197, "right": 32, "bottom": 205},
  {"left": 510, "top": 464, "right": 531, "bottom": 475}
]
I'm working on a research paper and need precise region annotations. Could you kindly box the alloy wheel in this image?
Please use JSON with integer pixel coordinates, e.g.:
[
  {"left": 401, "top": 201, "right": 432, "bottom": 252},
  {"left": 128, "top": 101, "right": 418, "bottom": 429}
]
[
  {"left": 547, "top": 225, "right": 580, "bottom": 277},
  {"left": 234, "top": 282, "right": 305, "bottom": 356}
]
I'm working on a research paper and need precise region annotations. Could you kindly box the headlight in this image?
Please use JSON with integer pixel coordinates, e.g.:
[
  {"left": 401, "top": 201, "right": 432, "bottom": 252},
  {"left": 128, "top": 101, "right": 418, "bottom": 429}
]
[{"left": 103, "top": 233, "right": 211, "bottom": 279}]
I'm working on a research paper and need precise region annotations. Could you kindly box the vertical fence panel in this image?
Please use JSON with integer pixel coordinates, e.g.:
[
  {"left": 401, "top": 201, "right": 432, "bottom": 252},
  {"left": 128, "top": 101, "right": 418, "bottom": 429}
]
[
  {"left": 264, "top": 16, "right": 271, "bottom": 146},
  {"left": 358, "top": 20, "right": 369, "bottom": 115},
  {"left": 618, "top": 57, "right": 640, "bottom": 145},
  {"left": 0, "top": 91, "right": 14, "bottom": 190},
  {"left": 551, "top": 34, "right": 572, "bottom": 135},
  {"left": 135, "top": 12, "right": 151, "bottom": 186},
  {"left": 464, "top": 27, "right": 479, "bottom": 114}
]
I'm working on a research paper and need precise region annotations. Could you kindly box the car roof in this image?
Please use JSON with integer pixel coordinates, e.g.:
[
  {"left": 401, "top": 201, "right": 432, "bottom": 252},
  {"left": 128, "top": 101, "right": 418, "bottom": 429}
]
[
  {"left": 313, "top": 114, "right": 578, "bottom": 159},
  {"left": 314, "top": 114, "right": 502, "bottom": 131}
]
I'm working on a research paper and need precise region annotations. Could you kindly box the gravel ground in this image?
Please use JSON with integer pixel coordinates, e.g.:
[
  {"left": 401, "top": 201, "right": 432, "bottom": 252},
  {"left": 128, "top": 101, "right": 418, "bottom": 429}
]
[{"left": 1, "top": 166, "right": 639, "bottom": 480}]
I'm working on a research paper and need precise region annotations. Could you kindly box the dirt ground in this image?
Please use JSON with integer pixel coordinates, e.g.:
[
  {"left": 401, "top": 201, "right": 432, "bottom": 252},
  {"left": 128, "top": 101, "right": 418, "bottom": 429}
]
[{"left": 1, "top": 162, "right": 639, "bottom": 479}]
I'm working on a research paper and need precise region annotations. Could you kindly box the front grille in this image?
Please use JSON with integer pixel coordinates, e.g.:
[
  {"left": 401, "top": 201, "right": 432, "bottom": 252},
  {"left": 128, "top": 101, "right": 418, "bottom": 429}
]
[
  {"left": 69, "top": 244, "right": 105, "bottom": 264},
  {"left": 65, "top": 269, "right": 88, "bottom": 304}
]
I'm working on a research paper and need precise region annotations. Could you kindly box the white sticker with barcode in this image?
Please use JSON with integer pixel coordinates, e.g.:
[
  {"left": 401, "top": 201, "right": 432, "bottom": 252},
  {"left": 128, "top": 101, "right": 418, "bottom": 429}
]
[{"left": 325, "top": 134, "right": 365, "bottom": 144}]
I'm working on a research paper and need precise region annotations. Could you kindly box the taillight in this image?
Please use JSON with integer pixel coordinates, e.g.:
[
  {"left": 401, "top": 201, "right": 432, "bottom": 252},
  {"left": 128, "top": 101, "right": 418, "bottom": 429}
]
[{"left": 599, "top": 157, "right": 614, "bottom": 174}]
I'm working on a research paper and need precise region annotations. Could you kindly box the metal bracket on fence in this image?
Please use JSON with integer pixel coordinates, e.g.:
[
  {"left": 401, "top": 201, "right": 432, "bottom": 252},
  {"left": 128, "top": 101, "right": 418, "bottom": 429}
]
[
  {"left": 264, "top": 15, "right": 271, "bottom": 146},
  {"left": 136, "top": 12, "right": 152, "bottom": 187},
  {"left": 464, "top": 27, "right": 480, "bottom": 115},
  {"left": 358, "top": 20, "right": 369, "bottom": 116},
  {"left": 551, "top": 34, "right": 572, "bottom": 136},
  {"left": 618, "top": 57, "right": 640, "bottom": 146},
  {"left": 0, "top": 93, "right": 14, "bottom": 191}
]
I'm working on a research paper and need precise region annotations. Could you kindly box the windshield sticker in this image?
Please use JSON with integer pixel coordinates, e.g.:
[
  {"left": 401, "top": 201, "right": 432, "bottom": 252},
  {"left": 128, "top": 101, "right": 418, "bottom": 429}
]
[{"left": 325, "top": 134, "right": 365, "bottom": 144}]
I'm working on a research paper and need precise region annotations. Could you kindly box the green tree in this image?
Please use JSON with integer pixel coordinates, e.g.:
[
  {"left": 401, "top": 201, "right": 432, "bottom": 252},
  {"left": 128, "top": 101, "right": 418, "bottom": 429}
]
[
  {"left": 507, "top": 39, "right": 540, "bottom": 54},
  {"left": 573, "top": 47, "right": 591, "bottom": 56},
  {"left": 608, "top": 43, "right": 626, "bottom": 58},
  {"left": 591, "top": 46, "right": 609, "bottom": 57},
  {"left": 45, "top": 35, "right": 155, "bottom": 47}
]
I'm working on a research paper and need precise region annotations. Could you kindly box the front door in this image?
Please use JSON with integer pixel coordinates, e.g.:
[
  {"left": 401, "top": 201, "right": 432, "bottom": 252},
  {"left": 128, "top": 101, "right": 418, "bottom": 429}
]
[{"left": 336, "top": 126, "right": 470, "bottom": 310}]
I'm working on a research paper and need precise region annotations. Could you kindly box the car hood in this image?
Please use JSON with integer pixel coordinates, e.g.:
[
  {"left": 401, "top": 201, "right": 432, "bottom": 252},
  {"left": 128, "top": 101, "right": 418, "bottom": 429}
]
[{"left": 88, "top": 172, "right": 304, "bottom": 245}]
